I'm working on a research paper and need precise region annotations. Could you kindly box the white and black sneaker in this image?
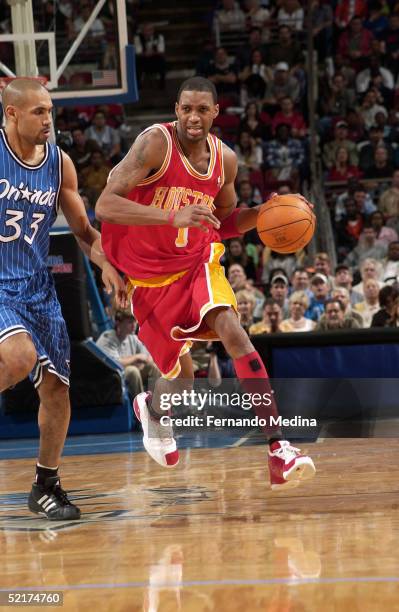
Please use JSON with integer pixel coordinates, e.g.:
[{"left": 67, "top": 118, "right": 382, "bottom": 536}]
[{"left": 28, "top": 476, "right": 81, "bottom": 520}]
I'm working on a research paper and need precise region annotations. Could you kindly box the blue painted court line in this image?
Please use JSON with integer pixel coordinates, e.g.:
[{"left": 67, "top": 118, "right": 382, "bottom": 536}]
[
  {"left": 1, "top": 576, "right": 398, "bottom": 592},
  {"left": 0, "top": 430, "right": 263, "bottom": 460}
]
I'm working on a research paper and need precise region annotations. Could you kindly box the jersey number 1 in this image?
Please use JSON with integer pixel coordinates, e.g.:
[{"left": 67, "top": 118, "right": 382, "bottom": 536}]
[{"left": 175, "top": 227, "right": 188, "bottom": 248}]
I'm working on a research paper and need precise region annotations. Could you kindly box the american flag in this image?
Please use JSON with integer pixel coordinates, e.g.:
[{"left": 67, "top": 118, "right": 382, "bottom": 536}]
[{"left": 92, "top": 70, "right": 118, "bottom": 87}]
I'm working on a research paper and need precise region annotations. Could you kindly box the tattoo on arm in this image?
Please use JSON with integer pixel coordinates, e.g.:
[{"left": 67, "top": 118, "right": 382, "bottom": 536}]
[
  {"left": 107, "top": 131, "right": 154, "bottom": 195},
  {"left": 131, "top": 133, "right": 149, "bottom": 168}
]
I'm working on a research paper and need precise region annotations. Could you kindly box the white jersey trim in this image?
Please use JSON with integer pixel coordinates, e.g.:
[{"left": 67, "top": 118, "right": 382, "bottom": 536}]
[
  {"left": 0, "top": 128, "right": 49, "bottom": 170},
  {"left": 55, "top": 147, "right": 63, "bottom": 213},
  {"left": 0, "top": 325, "right": 30, "bottom": 344}
]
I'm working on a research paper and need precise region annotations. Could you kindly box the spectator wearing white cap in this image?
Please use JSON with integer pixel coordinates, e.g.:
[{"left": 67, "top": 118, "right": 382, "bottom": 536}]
[
  {"left": 306, "top": 273, "right": 330, "bottom": 322},
  {"left": 262, "top": 62, "right": 301, "bottom": 107}
]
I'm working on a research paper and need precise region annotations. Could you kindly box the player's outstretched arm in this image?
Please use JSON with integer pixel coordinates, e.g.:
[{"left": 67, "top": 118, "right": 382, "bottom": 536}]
[
  {"left": 95, "top": 128, "right": 220, "bottom": 231},
  {"left": 59, "top": 152, "right": 128, "bottom": 308},
  {"left": 219, "top": 193, "right": 313, "bottom": 239},
  {"left": 218, "top": 204, "right": 264, "bottom": 240},
  {"left": 213, "top": 144, "right": 238, "bottom": 222}
]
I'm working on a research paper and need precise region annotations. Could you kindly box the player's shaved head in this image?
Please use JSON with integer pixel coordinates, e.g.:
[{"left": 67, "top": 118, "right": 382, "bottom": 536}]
[
  {"left": 2, "top": 77, "right": 49, "bottom": 109},
  {"left": 2, "top": 77, "right": 53, "bottom": 145}
]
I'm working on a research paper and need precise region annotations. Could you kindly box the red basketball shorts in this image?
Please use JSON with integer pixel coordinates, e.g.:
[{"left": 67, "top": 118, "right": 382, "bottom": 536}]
[{"left": 128, "top": 243, "right": 237, "bottom": 378}]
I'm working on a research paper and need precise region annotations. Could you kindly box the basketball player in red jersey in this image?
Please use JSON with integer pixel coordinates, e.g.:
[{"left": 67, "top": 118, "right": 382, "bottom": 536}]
[{"left": 97, "top": 77, "right": 315, "bottom": 490}]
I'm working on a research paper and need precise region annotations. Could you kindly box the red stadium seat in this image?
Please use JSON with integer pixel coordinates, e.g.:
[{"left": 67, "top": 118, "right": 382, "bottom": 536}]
[
  {"left": 213, "top": 113, "right": 240, "bottom": 130},
  {"left": 213, "top": 113, "right": 240, "bottom": 142},
  {"left": 249, "top": 170, "right": 265, "bottom": 196},
  {"left": 264, "top": 170, "right": 293, "bottom": 195},
  {"left": 43, "top": 74, "right": 67, "bottom": 87}
]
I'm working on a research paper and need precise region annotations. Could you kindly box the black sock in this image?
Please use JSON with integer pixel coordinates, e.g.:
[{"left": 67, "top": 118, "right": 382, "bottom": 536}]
[{"left": 35, "top": 464, "right": 58, "bottom": 487}]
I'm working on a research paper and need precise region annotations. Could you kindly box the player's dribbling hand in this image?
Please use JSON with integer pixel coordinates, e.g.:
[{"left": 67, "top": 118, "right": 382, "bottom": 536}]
[
  {"left": 173, "top": 205, "right": 221, "bottom": 232},
  {"left": 102, "top": 262, "right": 129, "bottom": 309},
  {"left": 292, "top": 193, "right": 314, "bottom": 209},
  {"left": 253, "top": 192, "right": 278, "bottom": 212},
  {"left": 264, "top": 192, "right": 314, "bottom": 210}
]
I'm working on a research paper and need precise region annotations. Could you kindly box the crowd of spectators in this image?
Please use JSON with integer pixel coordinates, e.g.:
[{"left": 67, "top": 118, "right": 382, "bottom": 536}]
[
  {"left": 198, "top": 0, "right": 399, "bottom": 347},
  {"left": 54, "top": 105, "right": 129, "bottom": 222},
  {"left": 195, "top": 0, "right": 399, "bottom": 376},
  {"left": 227, "top": 248, "right": 399, "bottom": 332}
]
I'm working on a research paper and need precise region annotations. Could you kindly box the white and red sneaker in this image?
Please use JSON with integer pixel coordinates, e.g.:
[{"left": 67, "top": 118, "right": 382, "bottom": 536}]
[
  {"left": 133, "top": 391, "right": 179, "bottom": 468},
  {"left": 268, "top": 441, "right": 316, "bottom": 491}
]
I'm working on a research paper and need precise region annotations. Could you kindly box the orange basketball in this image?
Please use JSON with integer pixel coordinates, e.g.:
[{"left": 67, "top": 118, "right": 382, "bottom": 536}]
[{"left": 256, "top": 194, "right": 316, "bottom": 254}]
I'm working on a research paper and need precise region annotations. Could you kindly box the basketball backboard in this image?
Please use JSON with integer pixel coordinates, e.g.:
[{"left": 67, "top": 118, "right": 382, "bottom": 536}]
[{"left": 0, "top": 0, "right": 138, "bottom": 106}]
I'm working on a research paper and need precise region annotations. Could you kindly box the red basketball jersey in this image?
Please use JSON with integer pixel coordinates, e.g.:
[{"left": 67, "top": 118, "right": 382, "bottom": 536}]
[{"left": 101, "top": 122, "right": 225, "bottom": 285}]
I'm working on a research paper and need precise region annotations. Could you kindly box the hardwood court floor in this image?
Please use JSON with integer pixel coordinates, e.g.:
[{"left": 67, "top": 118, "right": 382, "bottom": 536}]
[{"left": 1, "top": 438, "right": 399, "bottom": 611}]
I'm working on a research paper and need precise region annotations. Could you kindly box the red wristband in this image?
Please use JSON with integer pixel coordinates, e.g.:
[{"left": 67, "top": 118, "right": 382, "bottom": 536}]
[{"left": 167, "top": 210, "right": 176, "bottom": 226}]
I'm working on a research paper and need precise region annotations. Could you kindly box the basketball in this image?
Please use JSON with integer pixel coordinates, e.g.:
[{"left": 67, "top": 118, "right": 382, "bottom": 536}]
[{"left": 256, "top": 194, "right": 316, "bottom": 254}]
